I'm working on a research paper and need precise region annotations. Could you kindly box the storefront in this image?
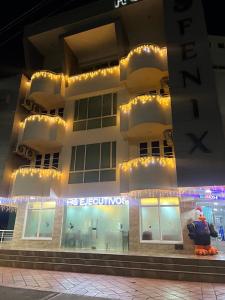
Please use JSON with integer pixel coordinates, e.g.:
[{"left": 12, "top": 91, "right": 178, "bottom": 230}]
[{"left": 61, "top": 197, "right": 129, "bottom": 252}]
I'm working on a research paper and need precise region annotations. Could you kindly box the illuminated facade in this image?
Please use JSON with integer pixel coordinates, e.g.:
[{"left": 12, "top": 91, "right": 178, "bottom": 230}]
[{"left": 1, "top": 0, "right": 225, "bottom": 254}]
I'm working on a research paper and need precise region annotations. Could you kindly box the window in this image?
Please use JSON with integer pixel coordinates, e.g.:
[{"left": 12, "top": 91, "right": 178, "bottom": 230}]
[
  {"left": 58, "top": 108, "right": 64, "bottom": 118},
  {"left": 140, "top": 143, "right": 148, "bottom": 157},
  {"left": 151, "top": 141, "right": 160, "bottom": 156},
  {"left": 50, "top": 109, "right": 56, "bottom": 115},
  {"left": 52, "top": 152, "right": 59, "bottom": 169},
  {"left": 163, "top": 140, "right": 174, "bottom": 158},
  {"left": 44, "top": 154, "right": 51, "bottom": 168},
  {"left": 35, "top": 154, "right": 42, "bottom": 168},
  {"left": 69, "top": 142, "right": 116, "bottom": 184},
  {"left": 24, "top": 202, "right": 56, "bottom": 239},
  {"left": 139, "top": 141, "right": 174, "bottom": 158},
  {"left": 73, "top": 93, "right": 117, "bottom": 131},
  {"left": 140, "top": 198, "right": 182, "bottom": 242}
]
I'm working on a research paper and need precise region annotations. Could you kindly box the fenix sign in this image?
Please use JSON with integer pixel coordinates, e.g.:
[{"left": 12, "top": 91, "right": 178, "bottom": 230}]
[{"left": 114, "top": 0, "right": 140, "bottom": 9}]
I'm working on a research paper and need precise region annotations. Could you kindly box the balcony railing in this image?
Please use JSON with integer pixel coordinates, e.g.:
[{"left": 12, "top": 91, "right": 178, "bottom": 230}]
[{"left": 0, "top": 230, "right": 14, "bottom": 243}]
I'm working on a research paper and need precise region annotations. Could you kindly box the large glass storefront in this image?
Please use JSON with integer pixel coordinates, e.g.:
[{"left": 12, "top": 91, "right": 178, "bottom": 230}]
[
  {"left": 140, "top": 197, "right": 182, "bottom": 242},
  {"left": 62, "top": 199, "right": 129, "bottom": 252},
  {"left": 24, "top": 201, "right": 56, "bottom": 239}
]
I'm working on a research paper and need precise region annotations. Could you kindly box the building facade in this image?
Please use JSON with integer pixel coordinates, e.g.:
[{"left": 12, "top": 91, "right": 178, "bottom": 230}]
[{"left": 1, "top": 0, "right": 225, "bottom": 254}]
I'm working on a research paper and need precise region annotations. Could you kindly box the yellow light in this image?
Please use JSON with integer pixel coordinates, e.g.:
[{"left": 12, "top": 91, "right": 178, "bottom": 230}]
[
  {"left": 160, "top": 197, "right": 179, "bottom": 206},
  {"left": 141, "top": 198, "right": 158, "bottom": 206},
  {"left": 30, "top": 44, "right": 167, "bottom": 85},
  {"left": 31, "top": 71, "right": 63, "bottom": 81},
  {"left": 120, "top": 44, "right": 167, "bottom": 66},
  {"left": 119, "top": 156, "right": 175, "bottom": 172},
  {"left": 20, "top": 114, "right": 67, "bottom": 129},
  {"left": 12, "top": 167, "right": 61, "bottom": 180},
  {"left": 67, "top": 66, "right": 119, "bottom": 84},
  {"left": 120, "top": 95, "right": 170, "bottom": 114}
]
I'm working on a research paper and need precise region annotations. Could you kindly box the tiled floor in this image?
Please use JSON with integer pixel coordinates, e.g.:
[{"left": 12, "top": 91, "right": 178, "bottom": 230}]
[{"left": 0, "top": 267, "right": 225, "bottom": 299}]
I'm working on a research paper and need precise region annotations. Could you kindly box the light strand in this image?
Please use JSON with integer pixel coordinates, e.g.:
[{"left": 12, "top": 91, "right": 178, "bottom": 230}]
[
  {"left": 120, "top": 95, "right": 170, "bottom": 114},
  {"left": 12, "top": 167, "right": 61, "bottom": 180},
  {"left": 120, "top": 156, "right": 175, "bottom": 172},
  {"left": 30, "top": 44, "right": 167, "bottom": 84},
  {"left": 20, "top": 114, "right": 66, "bottom": 129}
]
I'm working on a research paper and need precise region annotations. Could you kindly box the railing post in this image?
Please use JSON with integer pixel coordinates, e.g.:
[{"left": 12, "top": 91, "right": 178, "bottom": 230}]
[{"left": 0, "top": 231, "right": 4, "bottom": 243}]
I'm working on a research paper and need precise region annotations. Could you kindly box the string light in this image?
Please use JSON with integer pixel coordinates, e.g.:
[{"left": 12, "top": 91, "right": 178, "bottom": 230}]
[
  {"left": 120, "top": 95, "right": 170, "bottom": 114},
  {"left": 120, "top": 44, "right": 167, "bottom": 66},
  {"left": 20, "top": 114, "right": 66, "bottom": 129},
  {"left": 120, "top": 156, "right": 175, "bottom": 172},
  {"left": 30, "top": 44, "right": 167, "bottom": 85},
  {"left": 12, "top": 167, "right": 61, "bottom": 180},
  {"left": 31, "top": 71, "right": 63, "bottom": 81},
  {"left": 68, "top": 66, "right": 119, "bottom": 84}
]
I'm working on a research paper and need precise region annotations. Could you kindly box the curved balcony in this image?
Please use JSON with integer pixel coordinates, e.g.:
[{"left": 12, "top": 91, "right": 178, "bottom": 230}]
[
  {"left": 66, "top": 66, "right": 120, "bottom": 98},
  {"left": 20, "top": 114, "right": 66, "bottom": 152},
  {"left": 11, "top": 166, "right": 61, "bottom": 198},
  {"left": 120, "top": 44, "right": 168, "bottom": 92},
  {"left": 120, "top": 156, "right": 177, "bottom": 193},
  {"left": 120, "top": 95, "right": 172, "bottom": 140},
  {"left": 29, "top": 71, "right": 65, "bottom": 109}
]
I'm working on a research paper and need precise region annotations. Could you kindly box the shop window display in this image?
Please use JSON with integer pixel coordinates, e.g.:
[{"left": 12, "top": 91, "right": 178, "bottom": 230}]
[
  {"left": 140, "top": 197, "right": 182, "bottom": 242},
  {"left": 62, "top": 204, "right": 129, "bottom": 251},
  {"left": 24, "top": 202, "right": 56, "bottom": 239}
]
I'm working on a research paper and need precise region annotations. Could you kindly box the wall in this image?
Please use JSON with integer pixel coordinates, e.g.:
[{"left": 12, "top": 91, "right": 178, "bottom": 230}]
[{"left": 164, "top": 0, "right": 225, "bottom": 187}]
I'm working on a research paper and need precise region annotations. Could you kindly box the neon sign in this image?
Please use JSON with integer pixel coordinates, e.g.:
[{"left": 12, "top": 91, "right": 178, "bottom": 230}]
[
  {"left": 66, "top": 197, "right": 129, "bottom": 206},
  {"left": 114, "top": 0, "right": 140, "bottom": 9}
]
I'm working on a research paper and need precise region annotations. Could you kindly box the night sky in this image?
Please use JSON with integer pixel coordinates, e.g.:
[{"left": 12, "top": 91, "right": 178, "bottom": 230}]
[{"left": 0, "top": 0, "right": 223, "bottom": 78}]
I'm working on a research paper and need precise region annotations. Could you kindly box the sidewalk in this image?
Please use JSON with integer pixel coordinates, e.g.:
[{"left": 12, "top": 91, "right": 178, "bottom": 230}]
[{"left": 1, "top": 266, "right": 225, "bottom": 299}]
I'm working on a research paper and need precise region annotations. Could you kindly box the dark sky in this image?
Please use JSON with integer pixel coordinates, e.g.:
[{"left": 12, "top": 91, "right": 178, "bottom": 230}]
[{"left": 0, "top": 0, "right": 223, "bottom": 77}]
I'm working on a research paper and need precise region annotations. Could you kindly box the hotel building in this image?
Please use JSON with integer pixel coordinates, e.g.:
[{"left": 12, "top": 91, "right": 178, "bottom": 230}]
[{"left": 1, "top": 0, "right": 225, "bottom": 254}]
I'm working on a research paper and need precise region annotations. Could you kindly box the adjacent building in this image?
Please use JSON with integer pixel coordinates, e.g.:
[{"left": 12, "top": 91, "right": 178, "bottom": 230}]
[{"left": 1, "top": 0, "right": 225, "bottom": 254}]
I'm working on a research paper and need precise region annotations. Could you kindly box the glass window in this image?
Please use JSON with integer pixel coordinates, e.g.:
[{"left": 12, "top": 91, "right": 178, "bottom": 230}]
[
  {"left": 151, "top": 141, "right": 160, "bottom": 156},
  {"left": 58, "top": 108, "right": 64, "bottom": 118},
  {"left": 140, "top": 143, "right": 148, "bottom": 157},
  {"left": 52, "top": 152, "right": 59, "bottom": 169},
  {"left": 88, "top": 96, "right": 101, "bottom": 118},
  {"left": 73, "top": 93, "right": 117, "bottom": 131},
  {"left": 101, "top": 143, "right": 111, "bottom": 169},
  {"left": 69, "top": 142, "right": 116, "bottom": 184},
  {"left": 44, "top": 154, "right": 50, "bottom": 168},
  {"left": 24, "top": 202, "right": 55, "bottom": 239},
  {"left": 163, "top": 140, "right": 174, "bottom": 158},
  {"left": 85, "top": 144, "right": 100, "bottom": 170},
  {"left": 35, "top": 154, "right": 42, "bottom": 168},
  {"left": 140, "top": 197, "right": 182, "bottom": 242}
]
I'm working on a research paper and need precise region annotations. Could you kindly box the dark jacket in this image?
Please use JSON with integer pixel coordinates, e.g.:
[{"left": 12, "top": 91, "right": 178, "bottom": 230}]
[{"left": 187, "top": 221, "right": 218, "bottom": 246}]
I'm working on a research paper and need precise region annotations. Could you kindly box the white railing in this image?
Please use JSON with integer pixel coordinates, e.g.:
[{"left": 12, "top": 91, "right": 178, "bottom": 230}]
[{"left": 0, "top": 230, "right": 14, "bottom": 243}]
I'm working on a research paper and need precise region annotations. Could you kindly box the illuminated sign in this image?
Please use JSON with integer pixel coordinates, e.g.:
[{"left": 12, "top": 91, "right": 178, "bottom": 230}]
[
  {"left": 66, "top": 197, "right": 129, "bottom": 206},
  {"left": 114, "top": 0, "right": 140, "bottom": 9}
]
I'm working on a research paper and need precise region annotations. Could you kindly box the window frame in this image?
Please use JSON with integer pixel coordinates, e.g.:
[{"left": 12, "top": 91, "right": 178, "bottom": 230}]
[
  {"left": 69, "top": 142, "right": 116, "bottom": 184},
  {"left": 139, "top": 198, "right": 183, "bottom": 244},
  {"left": 23, "top": 202, "right": 56, "bottom": 240},
  {"left": 73, "top": 93, "right": 117, "bottom": 131}
]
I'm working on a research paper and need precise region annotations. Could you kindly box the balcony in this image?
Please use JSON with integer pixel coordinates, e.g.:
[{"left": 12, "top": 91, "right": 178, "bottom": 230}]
[
  {"left": 120, "top": 44, "right": 168, "bottom": 92},
  {"left": 11, "top": 166, "right": 61, "bottom": 198},
  {"left": 20, "top": 114, "right": 66, "bottom": 152},
  {"left": 29, "top": 71, "right": 65, "bottom": 109},
  {"left": 66, "top": 66, "right": 120, "bottom": 98},
  {"left": 120, "top": 95, "right": 172, "bottom": 140},
  {"left": 120, "top": 156, "right": 177, "bottom": 193}
]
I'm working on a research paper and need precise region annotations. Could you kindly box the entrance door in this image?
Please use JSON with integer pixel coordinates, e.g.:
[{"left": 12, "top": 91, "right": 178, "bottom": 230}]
[{"left": 62, "top": 205, "right": 129, "bottom": 252}]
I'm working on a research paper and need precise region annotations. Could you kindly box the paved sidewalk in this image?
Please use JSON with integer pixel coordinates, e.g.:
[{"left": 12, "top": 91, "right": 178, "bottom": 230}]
[{"left": 0, "top": 266, "right": 225, "bottom": 299}]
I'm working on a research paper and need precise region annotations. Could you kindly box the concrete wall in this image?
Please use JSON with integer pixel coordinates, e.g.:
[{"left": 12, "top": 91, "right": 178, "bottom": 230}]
[{"left": 164, "top": 0, "right": 225, "bottom": 187}]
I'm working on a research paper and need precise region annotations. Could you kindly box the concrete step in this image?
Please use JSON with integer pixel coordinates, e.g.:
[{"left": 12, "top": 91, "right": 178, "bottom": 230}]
[{"left": 0, "top": 249, "right": 225, "bottom": 283}]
